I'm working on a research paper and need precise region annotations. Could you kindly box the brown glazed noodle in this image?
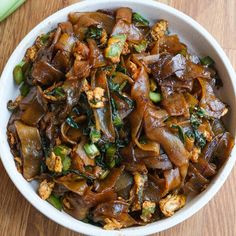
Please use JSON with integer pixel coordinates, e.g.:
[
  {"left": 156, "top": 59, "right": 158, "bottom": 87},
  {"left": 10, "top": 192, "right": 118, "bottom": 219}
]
[{"left": 7, "top": 7, "right": 235, "bottom": 229}]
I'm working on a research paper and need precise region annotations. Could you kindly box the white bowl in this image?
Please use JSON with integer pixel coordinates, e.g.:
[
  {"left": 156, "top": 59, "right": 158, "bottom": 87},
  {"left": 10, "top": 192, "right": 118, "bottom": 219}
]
[{"left": 0, "top": 0, "right": 236, "bottom": 235}]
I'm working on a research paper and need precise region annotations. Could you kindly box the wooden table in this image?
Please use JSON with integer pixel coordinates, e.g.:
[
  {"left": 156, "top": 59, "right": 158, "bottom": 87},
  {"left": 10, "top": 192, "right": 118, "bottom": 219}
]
[{"left": 0, "top": 0, "right": 235, "bottom": 235}]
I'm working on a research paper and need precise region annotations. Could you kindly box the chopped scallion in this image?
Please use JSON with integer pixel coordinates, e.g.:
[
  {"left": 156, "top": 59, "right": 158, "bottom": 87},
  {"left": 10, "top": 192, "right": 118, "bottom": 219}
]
[
  {"left": 62, "top": 156, "right": 71, "bottom": 171},
  {"left": 84, "top": 143, "right": 100, "bottom": 159},
  {"left": 13, "top": 62, "right": 25, "bottom": 85},
  {"left": 100, "top": 170, "right": 110, "bottom": 179},
  {"left": 149, "top": 91, "right": 161, "bottom": 103},
  {"left": 53, "top": 145, "right": 71, "bottom": 158},
  {"left": 47, "top": 194, "right": 62, "bottom": 210}
]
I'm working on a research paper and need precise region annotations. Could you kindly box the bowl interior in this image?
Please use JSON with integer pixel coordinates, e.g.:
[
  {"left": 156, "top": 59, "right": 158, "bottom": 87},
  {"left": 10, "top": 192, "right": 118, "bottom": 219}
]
[{"left": 0, "top": 0, "right": 236, "bottom": 235}]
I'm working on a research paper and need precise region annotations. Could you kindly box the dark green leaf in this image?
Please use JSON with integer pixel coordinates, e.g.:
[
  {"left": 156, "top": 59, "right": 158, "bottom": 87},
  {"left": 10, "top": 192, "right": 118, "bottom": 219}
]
[
  {"left": 172, "top": 125, "right": 185, "bottom": 143},
  {"left": 47, "top": 87, "right": 65, "bottom": 97},
  {"left": 200, "top": 56, "right": 214, "bottom": 66},
  {"left": 132, "top": 12, "right": 149, "bottom": 26},
  {"left": 195, "top": 107, "right": 207, "bottom": 118},
  {"left": 193, "top": 130, "right": 206, "bottom": 148},
  {"left": 185, "top": 130, "right": 195, "bottom": 139},
  {"left": 190, "top": 114, "right": 201, "bottom": 129},
  {"left": 86, "top": 26, "right": 103, "bottom": 40},
  {"left": 40, "top": 33, "right": 50, "bottom": 45},
  {"left": 20, "top": 83, "right": 30, "bottom": 96},
  {"left": 95, "top": 155, "right": 107, "bottom": 169},
  {"left": 66, "top": 117, "right": 80, "bottom": 129},
  {"left": 90, "top": 128, "right": 101, "bottom": 143},
  {"left": 110, "top": 97, "right": 123, "bottom": 128},
  {"left": 116, "top": 64, "right": 127, "bottom": 74}
]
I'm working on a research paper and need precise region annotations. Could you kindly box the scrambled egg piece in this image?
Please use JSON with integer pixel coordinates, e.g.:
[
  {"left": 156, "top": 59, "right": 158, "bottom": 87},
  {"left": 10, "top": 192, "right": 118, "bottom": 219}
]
[
  {"left": 141, "top": 201, "right": 156, "bottom": 222},
  {"left": 46, "top": 152, "right": 63, "bottom": 173},
  {"left": 25, "top": 45, "right": 38, "bottom": 61},
  {"left": 81, "top": 79, "right": 90, "bottom": 92},
  {"left": 151, "top": 20, "right": 168, "bottom": 41},
  {"left": 159, "top": 194, "right": 186, "bottom": 217},
  {"left": 190, "top": 147, "right": 201, "bottom": 163},
  {"left": 38, "top": 179, "right": 55, "bottom": 200},
  {"left": 127, "top": 61, "right": 139, "bottom": 80},
  {"left": 103, "top": 218, "right": 123, "bottom": 230},
  {"left": 86, "top": 87, "right": 106, "bottom": 108},
  {"left": 100, "top": 29, "right": 108, "bottom": 46},
  {"left": 121, "top": 42, "right": 130, "bottom": 55}
]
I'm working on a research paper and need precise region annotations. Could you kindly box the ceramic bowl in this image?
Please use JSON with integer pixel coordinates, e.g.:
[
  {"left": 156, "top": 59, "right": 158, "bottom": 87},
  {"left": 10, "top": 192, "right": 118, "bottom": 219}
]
[{"left": 0, "top": 0, "right": 236, "bottom": 235}]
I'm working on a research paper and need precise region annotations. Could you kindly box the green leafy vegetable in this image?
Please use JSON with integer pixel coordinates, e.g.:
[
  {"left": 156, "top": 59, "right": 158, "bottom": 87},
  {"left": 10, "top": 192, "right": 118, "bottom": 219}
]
[
  {"left": 200, "top": 56, "right": 214, "bottom": 66},
  {"left": 113, "top": 115, "right": 123, "bottom": 127},
  {"left": 66, "top": 117, "right": 80, "bottom": 129},
  {"left": 20, "top": 82, "right": 30, "bottom": 96},
  {"left": 190, "top": 114, "right": 201, "bottom": 129},
  {"left": 86, "top": 26, "right": 103, "bottom": 41},
  {"left": 53, "top": 145, "right": 71, "bottom": 171},
  {"left": 47, "top": 87, "right": 65, "bottom": 97},
  {"left": 90, "top": 128, "right": 101, "bottom": 143},
  {"left": 149, "top": 91, "right": 162, "bottom": 103},
  {"left": 195, "top": 107, "right": 207, "bottom": 118},
  {"left": 185, "top": 130, "right": 195, "bottom": 139},
  {"left": 108, "top": 79, "right": 134, "bottom": 109},
  {"left": 132, "top": 12, "right": 149, "bottom": 26},
  {"left": 84, "top": 143, "right": 100, "bottom": 159},
  {"left": 40, "top": 33, "right": 50, "bottom": 45},
  {"left": 171, "top": 125, "right": 185, "bottom": 143},
  {"left": 47, "top": 194, "right": 62, "bottom": 210},
  {"left": 108, "top": 79, "right": 121, "bottom": 91},
  {"left": 111, "top": 98, "right": 123, "bottom": 128},
  {"left": 95, "top": 155, "right": 107, "bottom": 169},
  {"left": 193, "top": 129, "right": 206, "bottom": 148},
  {"left": 105, "top": 144, "right": 117, "bottom": 168},
  {"left": 188, "top": 107, "right": 207, "bottom": 149},
  {"left": 116, "top": 63, "right": 127, "bottom": 74}
]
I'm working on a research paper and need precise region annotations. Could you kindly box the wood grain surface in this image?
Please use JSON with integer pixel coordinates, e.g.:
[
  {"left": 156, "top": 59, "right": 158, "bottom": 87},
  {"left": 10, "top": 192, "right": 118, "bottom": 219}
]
[{"left": 0, "top": 0, "right": 235, "bottom": 235}]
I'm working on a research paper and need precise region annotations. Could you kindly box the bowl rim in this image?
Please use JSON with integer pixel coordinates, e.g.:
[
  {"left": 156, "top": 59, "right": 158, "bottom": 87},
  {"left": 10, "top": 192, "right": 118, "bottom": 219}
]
[{"left": 0, "top": 0, "right": 236, "bottom": 235}]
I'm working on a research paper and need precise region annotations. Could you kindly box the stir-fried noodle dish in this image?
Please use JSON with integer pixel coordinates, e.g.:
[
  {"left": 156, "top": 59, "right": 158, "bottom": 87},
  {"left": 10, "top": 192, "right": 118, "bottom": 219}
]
[{"left": 7, "top": 7, "right": 235, "bottom": 229}]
